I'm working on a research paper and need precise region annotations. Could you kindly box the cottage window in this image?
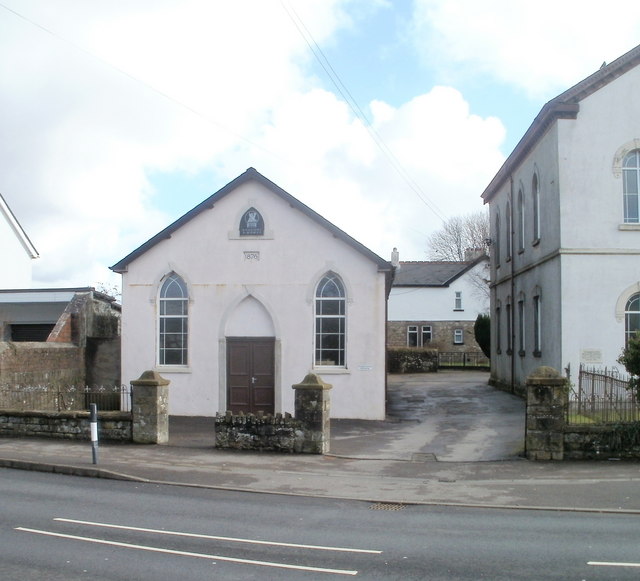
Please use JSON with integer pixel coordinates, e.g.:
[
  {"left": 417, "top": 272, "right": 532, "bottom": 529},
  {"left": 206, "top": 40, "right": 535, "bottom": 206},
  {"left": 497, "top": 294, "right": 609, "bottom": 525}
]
[
  {"left": 453, "top": 328, "right": 464, "bottom": 344},
  {"left": 315, "top": 273, "right": 346, "bottom": 367},
  {"left": 623, "top": 150, "right": 640, "bottom": 223},
  {"left": 422, "top": 325, "right": 432, "bottom": 344},
  {"left": 454, "top": 291, "right": 463, "bottom": 310},
  {"left": 625, "top": 293, "right": 640, "bottom": 345},
  {"left": 158, "top": 273, "right": 189, "bottom": 365},
  {"left": 407, "top": 325, "right": 419, "bottom": 347}
]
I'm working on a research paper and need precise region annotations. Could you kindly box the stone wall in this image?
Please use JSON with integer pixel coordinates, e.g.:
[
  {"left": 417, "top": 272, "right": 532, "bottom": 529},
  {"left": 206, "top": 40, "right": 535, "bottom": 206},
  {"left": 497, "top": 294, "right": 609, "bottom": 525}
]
[
  {"left": 0, "top": 342, "right": 85, "bottom": 387},
  {"left": 387, "top": 320, "right": 481, "bottom": 352},
  {"left": 214, "top": 373, "right": 332, "bottom": 454},
  {"left": 214, "top": 412, "right": 307, "bottom": 452},
  {"left": 0, "top": 410, "right": 131, "bottom": 441}
]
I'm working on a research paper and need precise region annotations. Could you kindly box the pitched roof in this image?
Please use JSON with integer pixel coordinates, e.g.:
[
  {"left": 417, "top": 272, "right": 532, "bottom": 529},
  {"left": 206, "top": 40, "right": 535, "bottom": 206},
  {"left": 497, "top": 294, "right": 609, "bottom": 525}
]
[
  {"left": 482, "top": 43, "right": 640, "bottom": 203},
  {"left": 392, "top": 256, "right": 487, "bottom": 287},
  {"left": 0, "top": 192, "right": 38, "bottom": 259},
  {"left": 111, "top": 167, "right": 392, "bottom": 273}
]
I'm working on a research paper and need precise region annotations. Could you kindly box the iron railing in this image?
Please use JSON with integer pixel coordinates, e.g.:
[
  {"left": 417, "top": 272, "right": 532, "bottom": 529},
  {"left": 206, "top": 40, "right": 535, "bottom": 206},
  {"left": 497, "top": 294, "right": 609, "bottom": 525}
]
[
  {"left": 0, "top": 385, "right": 131, "bottom": 413},
  {"left": 567, "top": 365, "right": 640, "bottom": 424},
  {"left": 438, "top": 351, "right": 490, "bottom": 368}
]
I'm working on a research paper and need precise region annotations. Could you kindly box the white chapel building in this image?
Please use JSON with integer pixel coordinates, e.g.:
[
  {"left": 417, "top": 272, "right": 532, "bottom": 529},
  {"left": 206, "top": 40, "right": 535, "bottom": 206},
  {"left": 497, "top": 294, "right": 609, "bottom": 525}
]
[{"left": 111, "top": 168, "right": 393, "bottom": 419}]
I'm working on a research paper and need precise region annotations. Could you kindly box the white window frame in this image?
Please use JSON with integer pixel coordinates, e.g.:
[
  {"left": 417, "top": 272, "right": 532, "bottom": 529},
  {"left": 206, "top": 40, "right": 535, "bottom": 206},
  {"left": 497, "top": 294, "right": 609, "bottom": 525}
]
[
  {"left": 625, "top": 293, "right": 640, "bottom": 345},
  {"left": 623, "top": 150, "right": 640, "bottom": 224},
  {"left": 407, "top": 325, "right": 419, "bottom": 347},
  {"left": 454, "top": 291, "right": 463, "bottom": 311},
  {"left": 158, "top": 273, "right": 189, "bottom": 366},
  {"left": 314, "top": 273, "right": 346, "bottom": 367},
  {"left": 453, "top": 328, "right": 464, "bottom": 344},
  {"left": 422, "top": 325, "right": 432, "bottom": 345}
]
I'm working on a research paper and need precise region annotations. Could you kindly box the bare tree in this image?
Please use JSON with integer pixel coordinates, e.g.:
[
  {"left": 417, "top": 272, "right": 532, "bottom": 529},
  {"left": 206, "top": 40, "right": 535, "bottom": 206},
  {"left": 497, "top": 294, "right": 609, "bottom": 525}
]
[
  {"left": 427, "top": 210, "right": 489, "bottom": 261},
  {"left": 427, "top": 210, "right": 490, "bottom": 307}
]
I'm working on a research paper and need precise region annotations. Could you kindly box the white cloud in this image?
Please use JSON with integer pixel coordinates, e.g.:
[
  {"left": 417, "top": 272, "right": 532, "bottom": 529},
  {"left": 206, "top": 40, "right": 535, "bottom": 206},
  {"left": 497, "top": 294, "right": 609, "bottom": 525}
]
[
  {"left": 412, "top": 0, "right": 640, "bottom": 98},
  {"left": 0, "top": 0, "right": 508, "bottom": 291}
]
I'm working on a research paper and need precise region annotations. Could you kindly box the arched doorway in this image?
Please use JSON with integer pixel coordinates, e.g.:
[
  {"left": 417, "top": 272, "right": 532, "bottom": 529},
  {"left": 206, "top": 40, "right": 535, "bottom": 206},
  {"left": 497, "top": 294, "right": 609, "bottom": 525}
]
[{"left": 225, "top": 296, "right": 275, "bottom": 414}]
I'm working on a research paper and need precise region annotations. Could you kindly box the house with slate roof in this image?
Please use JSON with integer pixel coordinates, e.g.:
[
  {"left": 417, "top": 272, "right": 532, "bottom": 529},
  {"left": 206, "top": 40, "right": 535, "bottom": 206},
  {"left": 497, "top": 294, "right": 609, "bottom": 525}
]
[
  {"left": 387, "top": 250, "right": 489, "bottom": 357},
  {"left": 482, "top": 43, "right": 640, "bottom": 393},
  {"left": 111, "top": 168, "right": 393, "bottom": 420}
]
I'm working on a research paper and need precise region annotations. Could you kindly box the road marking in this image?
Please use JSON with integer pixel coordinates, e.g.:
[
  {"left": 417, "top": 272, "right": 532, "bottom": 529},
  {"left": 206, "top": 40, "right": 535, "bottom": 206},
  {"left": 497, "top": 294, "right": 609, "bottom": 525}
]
[
  {"left": 16, "top": 527, "right": 358, "bottom": 576},
  {"left": 53, "top": 517, "right": 381, "bottom": 554},
  {"left": 588, "top": 561, "right": 640, "bottom": 568}
]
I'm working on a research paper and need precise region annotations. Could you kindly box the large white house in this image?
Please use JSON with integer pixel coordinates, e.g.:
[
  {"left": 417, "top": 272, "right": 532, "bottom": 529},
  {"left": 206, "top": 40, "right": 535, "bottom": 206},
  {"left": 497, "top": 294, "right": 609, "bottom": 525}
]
[
  {"left": 0, "top": 192, "right": 38, "bottom": 288},
  {"left": 111, "top": 168, "right": 393, "bottom": 419},
  {"left": 387, "top": 250, "right": 489, "bottom": 355},
  {"left": 482, "top": 43, "right": 640, "bottom": 393}
]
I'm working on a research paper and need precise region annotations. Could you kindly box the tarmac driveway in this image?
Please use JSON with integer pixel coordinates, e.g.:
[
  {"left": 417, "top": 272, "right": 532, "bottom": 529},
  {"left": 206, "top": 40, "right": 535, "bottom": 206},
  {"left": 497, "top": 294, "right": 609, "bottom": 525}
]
[{"left": 330, "top": 370, "right": 525, "bottom": 462}]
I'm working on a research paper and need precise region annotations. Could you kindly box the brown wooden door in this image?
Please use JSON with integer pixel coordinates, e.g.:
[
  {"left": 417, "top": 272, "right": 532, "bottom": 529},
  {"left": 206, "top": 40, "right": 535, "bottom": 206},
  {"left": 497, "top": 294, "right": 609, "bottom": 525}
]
[{"left": 227, "top": 338, "right": 275, "bottom": 414}]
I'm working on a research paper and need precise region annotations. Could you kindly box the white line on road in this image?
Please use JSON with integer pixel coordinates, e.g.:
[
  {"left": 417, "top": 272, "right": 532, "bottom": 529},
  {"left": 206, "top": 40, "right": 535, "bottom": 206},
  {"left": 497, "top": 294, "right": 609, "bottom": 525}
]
[
  {"left": 15, "top": 527, "right": 359, "bottom": 576},
  {"left": 588, "top": 561, "right": 640, "bottom": 568},
  {"left": 53, "top": 517, "right": 382, "bottom": 554}
]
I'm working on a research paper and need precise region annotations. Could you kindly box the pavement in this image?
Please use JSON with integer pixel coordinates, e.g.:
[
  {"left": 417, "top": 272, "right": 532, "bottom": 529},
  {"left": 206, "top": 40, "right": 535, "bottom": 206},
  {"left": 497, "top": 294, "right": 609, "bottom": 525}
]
[{"left": 1, "top": 371, "right": 639, "bottom": 513}]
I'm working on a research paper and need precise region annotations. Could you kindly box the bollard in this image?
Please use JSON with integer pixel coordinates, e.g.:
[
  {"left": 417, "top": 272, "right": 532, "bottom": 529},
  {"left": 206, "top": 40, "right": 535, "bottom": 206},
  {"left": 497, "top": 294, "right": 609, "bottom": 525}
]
[{"left": 90, "top": 403, "right": 99, "bottom": 464}]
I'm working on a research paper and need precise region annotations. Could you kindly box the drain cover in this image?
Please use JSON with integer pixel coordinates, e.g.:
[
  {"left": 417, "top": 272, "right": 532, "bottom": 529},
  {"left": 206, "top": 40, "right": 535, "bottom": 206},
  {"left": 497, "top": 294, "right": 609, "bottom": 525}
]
[{"left": 369, "top": 502, "right": 406, "bottom": 511}]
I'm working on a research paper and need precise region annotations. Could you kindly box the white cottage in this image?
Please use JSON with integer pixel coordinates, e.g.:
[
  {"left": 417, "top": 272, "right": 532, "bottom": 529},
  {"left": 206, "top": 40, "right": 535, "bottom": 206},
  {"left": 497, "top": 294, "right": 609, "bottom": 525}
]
[
  {"left": 0, "top": 192, "right": 38, "bottom": 288},
  {"left": 387, "top": 252, "right": 489, "bottom": 354},
  {"left": 111, "top": 168, "right": 393, "bottom": 419},
  {"left": 482, "top": 43, "right": 640, "bottom": 393}
]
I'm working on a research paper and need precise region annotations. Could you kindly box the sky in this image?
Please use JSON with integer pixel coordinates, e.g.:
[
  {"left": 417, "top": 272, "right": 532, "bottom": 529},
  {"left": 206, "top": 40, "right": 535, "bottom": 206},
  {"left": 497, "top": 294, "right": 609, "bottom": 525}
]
[{"left": 1, "top": 0, "right": 640, "bottom": 291}]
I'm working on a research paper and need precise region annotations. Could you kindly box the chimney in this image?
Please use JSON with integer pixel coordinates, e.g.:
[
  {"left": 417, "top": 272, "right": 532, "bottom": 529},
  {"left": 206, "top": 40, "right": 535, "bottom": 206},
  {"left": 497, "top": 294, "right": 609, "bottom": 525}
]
[
  {"left": 391, "top": 247, "right": 400, "bottom": 268},
  {"left": 464, "top": 247, "right": 484, "bottom": 261}
]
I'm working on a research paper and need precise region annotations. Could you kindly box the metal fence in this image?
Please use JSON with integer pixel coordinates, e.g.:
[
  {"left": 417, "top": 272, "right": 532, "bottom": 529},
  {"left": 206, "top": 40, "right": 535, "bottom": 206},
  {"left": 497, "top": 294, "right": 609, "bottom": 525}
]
[
  {"left": 567, "top": 365, "right": 640, "bottom": 424},
  {"left": 438, "top": 351, "right": 490, "bottom": 368},
  {"left": 0, "top": 385, "right": 131, "bottom": 413}
]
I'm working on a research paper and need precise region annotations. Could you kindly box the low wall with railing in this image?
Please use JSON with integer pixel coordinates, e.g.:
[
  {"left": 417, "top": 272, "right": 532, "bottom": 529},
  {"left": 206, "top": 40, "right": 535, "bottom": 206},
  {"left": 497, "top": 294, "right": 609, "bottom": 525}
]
[
  {"left": 526, "top": 366, "right": 640, "bottom": 460},
  {"left": 0, "top": 372, "right": 170, "bottom": 444}
]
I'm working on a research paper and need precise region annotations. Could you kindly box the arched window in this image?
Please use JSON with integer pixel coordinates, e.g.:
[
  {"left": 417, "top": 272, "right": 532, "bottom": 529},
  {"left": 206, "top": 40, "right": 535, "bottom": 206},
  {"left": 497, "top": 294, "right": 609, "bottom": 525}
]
[
  {"left": 517, "top": 188, "right": 525, "bottom": 253},
  {"left": 532, "top": 173, "right": 540, "bottom": 243},
  {"left": 494, "top": 209, "right": 501, "bottom": 267},
  {"left": 505, "top": 201, "right": 512, "bottom": 260},
  {"left": 159, "top": 273, "right": 189, "bottom": 365},
  {"left": 623, "top": 150, "right": 640, "bottom": 223},
  {"left": 315, "top": 273, "right": 346, "bottom": 367},
  {"left": 625, "top": 293, "right": 640, "bottom": 345}
]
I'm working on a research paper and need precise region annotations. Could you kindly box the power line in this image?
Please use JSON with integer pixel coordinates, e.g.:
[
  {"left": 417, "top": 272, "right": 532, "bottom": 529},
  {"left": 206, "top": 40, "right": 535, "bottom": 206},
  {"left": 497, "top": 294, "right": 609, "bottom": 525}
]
[
  {"left": 0, "top": 1, "right": 284, "bottom": 162},
  {"left": 280, "top": 0, "right": 448, "bottom": 223}
]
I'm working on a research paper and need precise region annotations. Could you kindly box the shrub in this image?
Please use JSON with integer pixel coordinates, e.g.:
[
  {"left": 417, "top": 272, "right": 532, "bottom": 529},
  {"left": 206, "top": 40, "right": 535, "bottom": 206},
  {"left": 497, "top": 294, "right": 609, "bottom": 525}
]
[
  {"left": 618, "top": 332, "right": 640, "bottom": 397},
  {"left": 387, "top": 347, "right": 438, "bottom": 373},
  {"left": 474, "top": 314, "right": 491, "bottom": 359}
]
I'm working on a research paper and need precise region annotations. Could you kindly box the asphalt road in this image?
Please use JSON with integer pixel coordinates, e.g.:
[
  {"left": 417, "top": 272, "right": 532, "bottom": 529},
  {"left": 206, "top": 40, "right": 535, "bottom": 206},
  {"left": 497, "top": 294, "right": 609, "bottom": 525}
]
[{"left": 3, "top": 469, "right": 640, "bottom": 580}]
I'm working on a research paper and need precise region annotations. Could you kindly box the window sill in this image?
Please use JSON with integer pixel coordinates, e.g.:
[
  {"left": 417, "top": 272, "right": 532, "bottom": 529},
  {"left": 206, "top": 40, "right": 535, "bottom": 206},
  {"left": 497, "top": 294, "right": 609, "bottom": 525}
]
[
  {"left": 532, "top": 238, "right": 540, "bottom": 247},
  {"left": 506, "top": 349, "right": 513, "bottom": 355},
  {"left": 312, "top": 367, "right": 350, "bottom": 375},
  {"left": 453, "top": 343, "right": 464, "bottom": 346},
  {"left": 453, "top": 309, "right": 464, "bottom": 312},
  {"left": 155, "top": 365, "right": 192, "bottom": 374},
  {"left": 517, "top": 248, "right": 524, "bottom": 255},
  {"left": 518, "top": 350, "right": 526, "bottom": 357},
  {"left": 619, "top": 223, "right": 640, "bottom": 231},
  {"left": 533, "top": 350, "right": 542, "bottom": 358}
]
